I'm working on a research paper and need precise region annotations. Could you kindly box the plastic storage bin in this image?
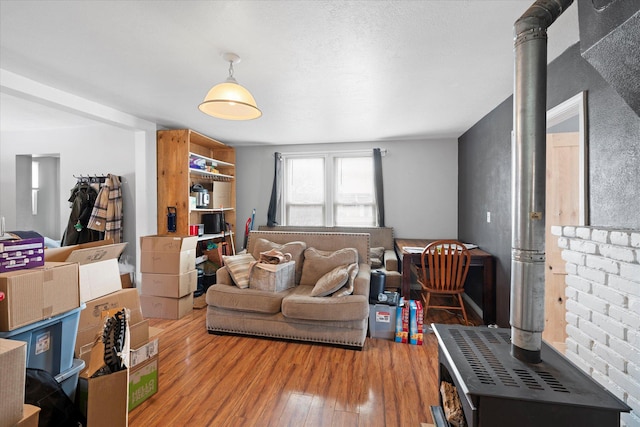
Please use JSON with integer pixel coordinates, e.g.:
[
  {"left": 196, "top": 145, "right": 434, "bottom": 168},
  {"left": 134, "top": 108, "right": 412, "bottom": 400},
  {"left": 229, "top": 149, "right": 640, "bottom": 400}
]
[
  {"left": 368, "top": 304, "right": 397, "bottom": 340},
  {"left": 55, "top": 358, "right": 85, "bottom": 402},
  {"left": 0, "top": 304, "right": 84, "bottom": 376}
]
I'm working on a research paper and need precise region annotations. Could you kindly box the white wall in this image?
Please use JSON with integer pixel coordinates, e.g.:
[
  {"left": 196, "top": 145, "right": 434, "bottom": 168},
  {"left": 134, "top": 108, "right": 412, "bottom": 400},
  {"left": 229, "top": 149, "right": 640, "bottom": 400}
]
[
  {"left": 235, "top": 138, "right": 459, "bottom": 242},
  {"left": 0, "top": 69, "right": 158, "bottom": 278},
  {"left": 554, "top": 226, "right": 639, "bottom": 427},
  {"left": 1, "top": 126, "right": 136, "bottom": 253}
]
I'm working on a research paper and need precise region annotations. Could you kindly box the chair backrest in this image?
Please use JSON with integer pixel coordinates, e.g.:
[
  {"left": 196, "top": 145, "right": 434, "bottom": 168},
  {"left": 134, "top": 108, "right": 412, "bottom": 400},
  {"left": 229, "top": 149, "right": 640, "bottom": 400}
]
[{"left": 420, "top": 240, "right": 471, "bottom": 291}]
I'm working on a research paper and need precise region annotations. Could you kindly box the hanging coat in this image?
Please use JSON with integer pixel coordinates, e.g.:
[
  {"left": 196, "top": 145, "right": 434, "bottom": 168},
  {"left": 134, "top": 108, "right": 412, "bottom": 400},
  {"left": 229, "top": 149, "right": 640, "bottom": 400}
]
[
  {"left": 87, "top": 174, "right": 123, "bottom": 243},
  {"left": 61, "top": 182, "right": 100, "bottom": 246}
]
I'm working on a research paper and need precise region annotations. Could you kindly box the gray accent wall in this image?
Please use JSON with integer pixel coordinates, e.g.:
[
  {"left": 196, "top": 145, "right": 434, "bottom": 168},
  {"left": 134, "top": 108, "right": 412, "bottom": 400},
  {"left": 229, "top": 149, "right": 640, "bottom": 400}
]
[{"left": 458, "top": 40, "right": 640, "bottom": 327}]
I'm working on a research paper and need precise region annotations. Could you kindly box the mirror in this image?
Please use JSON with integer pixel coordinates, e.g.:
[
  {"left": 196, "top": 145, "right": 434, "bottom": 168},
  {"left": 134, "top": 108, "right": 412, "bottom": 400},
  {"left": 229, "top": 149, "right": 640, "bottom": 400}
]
[{"left": 546, "top": 91, "right": 588, "bottom": 225}]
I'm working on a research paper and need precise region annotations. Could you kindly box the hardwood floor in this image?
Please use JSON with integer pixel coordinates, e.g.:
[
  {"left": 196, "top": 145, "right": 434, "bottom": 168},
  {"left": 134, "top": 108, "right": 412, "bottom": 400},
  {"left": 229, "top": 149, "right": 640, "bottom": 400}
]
[{"left": 129, "top": 302, "right": 480, "bottom": 427}]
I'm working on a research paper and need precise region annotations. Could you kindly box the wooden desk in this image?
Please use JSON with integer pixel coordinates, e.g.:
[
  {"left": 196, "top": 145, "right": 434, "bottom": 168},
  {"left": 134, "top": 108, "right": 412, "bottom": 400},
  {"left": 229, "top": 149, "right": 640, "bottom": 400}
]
[{"left": 394, "top": 238, "right": 496, "bottom": 324}]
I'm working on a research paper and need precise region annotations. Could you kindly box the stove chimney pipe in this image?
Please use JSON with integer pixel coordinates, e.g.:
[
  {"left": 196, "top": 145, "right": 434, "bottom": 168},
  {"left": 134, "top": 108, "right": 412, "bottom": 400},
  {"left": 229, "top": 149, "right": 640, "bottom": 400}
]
[{"left": 511, "top": 0, "right": 573, "bottom": 363}]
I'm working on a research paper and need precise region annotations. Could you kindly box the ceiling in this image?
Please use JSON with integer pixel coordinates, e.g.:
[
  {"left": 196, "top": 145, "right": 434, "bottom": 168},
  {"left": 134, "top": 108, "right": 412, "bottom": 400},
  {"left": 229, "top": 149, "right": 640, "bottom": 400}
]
[{"left": 0, "top": 1, "right": 579, "bottom": 146}]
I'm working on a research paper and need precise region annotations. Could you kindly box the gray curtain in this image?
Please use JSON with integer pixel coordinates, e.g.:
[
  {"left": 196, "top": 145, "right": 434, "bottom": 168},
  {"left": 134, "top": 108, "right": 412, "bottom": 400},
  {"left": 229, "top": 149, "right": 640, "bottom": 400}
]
[
  {"left": 373, "top": 148, "right": 385, "bottom": 227},
  {"left": 267, "top": 152, "right": 282, "bottom": 226}
]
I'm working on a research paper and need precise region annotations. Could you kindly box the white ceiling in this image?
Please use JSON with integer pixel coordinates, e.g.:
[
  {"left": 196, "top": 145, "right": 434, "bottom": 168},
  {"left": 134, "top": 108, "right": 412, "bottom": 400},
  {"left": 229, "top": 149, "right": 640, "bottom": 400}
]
[{"left": 0, "top": 0, "right": 579, "bottom": 146}]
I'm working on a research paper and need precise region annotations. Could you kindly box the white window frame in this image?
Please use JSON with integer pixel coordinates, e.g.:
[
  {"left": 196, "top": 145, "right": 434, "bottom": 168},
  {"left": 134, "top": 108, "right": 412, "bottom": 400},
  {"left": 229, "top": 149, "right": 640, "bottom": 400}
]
[{"left": 281, "top": 150, "right": 376, "bottom": 227}]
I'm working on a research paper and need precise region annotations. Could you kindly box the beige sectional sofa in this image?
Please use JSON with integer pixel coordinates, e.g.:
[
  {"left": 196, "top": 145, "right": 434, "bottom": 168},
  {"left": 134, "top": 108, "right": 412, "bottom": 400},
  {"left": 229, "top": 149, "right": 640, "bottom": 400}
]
[
  {"left": 259, "top": 226, "right": 401, "bottom": 290},
  {"left": 206, "top": 230, "right": 371, "bottom": 349}
]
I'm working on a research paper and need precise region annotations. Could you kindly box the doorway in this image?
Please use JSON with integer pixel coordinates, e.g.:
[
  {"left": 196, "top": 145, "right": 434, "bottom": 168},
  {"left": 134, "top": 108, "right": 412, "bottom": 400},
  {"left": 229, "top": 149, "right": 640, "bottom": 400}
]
[
  {"left": 15, "top": 154, "right": 61, "bottom": 240},
  {"left": 543, "top": 92, "right": 588, "bottom": 353}
]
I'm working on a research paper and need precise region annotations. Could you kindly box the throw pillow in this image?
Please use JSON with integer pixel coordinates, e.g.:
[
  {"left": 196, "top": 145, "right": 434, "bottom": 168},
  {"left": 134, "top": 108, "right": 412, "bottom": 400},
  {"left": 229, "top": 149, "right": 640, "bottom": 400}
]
[
  {"left": 222, "top": 253, "right": 257, "bottom": 289},
  {"left": 370, "top": 246, "right": 385, "bottom": 269},
  {"left": 251, "top": 238, "right": 306, "bottom": 283},
  {"left": 310, "top": 264, "right": 349, "bottom": 297},
  {"left": 299, "top": 247, "right": 358, "bottom": 286},
  {"left": 332, "top": 263, "right": 359, "bottom": 297}
]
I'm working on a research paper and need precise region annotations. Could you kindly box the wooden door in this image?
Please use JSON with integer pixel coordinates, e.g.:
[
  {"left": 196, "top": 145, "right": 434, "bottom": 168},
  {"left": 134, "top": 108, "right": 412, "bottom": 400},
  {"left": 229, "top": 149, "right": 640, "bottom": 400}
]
[{"left": 544, "top": 132, "right": 580, "bottom": 353}]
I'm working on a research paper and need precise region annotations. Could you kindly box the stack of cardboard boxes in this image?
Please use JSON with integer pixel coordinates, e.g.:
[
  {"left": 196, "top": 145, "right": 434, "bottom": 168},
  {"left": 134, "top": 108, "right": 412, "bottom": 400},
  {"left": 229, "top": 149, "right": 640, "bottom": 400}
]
[
  {"left": 0, "top": 232, "right": 82, "bottom": 425},
  {"left": 139, "top": 235, "right": 198, "bottom": 320},
  {"left": 45, "top": 240, "right": 160, "bottom": 422},
  {"left": 1, "top": 235, "right": 167, "bottom": 423}
]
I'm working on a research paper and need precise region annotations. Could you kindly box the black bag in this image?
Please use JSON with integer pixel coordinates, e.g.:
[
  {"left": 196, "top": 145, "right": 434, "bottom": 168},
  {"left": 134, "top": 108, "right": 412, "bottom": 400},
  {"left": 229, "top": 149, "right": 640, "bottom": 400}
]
[{"left": 25, "top": 368, "right": 86, "bottom": 427}]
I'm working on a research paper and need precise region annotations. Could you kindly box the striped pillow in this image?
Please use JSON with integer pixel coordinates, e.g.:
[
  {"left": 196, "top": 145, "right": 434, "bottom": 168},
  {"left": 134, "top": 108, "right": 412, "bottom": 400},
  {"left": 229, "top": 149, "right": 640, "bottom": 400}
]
[{"left": 222, "top": 254, "right": 256, "bottom": 289}]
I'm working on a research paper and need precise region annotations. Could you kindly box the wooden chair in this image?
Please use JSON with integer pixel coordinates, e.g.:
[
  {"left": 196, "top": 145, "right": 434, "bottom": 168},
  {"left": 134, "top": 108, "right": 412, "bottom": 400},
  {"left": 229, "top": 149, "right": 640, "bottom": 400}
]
[{"left": 418, "top": 240, "right": 471, "bottom": 325}]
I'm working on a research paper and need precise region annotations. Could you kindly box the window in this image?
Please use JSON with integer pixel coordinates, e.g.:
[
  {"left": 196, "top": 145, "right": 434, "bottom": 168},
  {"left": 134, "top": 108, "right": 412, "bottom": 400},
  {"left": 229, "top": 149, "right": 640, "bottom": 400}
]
[
  {"left": 31, "top": 160, "right": 39, "bottom": 215},
  {"left": 283, "top": 152, "right": 376, "bottom": 226}
]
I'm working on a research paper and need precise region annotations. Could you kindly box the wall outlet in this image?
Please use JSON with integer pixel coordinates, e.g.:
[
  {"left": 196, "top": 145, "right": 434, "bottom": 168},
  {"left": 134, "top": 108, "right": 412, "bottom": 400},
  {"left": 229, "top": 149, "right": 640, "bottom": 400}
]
[{"left": 486, "top": 211, "right": 491, "bottom": 223}]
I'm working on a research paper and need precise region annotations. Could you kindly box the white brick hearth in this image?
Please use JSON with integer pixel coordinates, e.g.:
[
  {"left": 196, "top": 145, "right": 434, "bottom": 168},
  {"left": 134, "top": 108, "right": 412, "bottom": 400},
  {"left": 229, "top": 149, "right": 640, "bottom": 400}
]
[{"left": 552, "top": 226, "right": 639, "bottom": 427}]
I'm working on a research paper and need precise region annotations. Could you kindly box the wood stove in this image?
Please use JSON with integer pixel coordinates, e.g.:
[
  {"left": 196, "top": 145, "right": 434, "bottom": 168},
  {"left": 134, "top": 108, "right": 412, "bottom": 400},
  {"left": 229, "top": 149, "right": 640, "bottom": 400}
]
[{"left": 432, "top": 324, "right": 630, "bottom": 427}]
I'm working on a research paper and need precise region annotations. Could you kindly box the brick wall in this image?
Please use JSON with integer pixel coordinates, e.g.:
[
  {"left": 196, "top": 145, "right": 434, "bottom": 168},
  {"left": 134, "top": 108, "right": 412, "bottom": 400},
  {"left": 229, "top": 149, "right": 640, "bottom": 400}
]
[{"left": 552, "top": 226, "right": 639, "bottom": 427}]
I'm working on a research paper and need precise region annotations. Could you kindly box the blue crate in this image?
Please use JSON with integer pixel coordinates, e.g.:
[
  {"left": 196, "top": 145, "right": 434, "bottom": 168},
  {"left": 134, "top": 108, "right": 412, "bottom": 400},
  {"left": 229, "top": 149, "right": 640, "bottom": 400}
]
[
  {"left": 55, "top": 358, "right": 85, "bottom": 402},
  {"left": 0, "top": 304, "right": 84, "bottom": 376}
]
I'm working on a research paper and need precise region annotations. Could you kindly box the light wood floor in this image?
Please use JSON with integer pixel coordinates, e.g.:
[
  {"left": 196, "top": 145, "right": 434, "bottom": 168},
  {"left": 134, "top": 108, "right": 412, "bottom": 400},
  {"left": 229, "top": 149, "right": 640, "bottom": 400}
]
[{"left": 129, "top": 300, "right": 480, "bottom": 427}]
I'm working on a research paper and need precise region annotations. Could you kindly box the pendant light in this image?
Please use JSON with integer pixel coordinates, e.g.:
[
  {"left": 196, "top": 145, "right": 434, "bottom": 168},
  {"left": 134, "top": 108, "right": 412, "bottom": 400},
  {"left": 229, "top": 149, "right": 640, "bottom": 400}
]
[{"left": 199, "top": 52, "right": 262, "bottom": 120}]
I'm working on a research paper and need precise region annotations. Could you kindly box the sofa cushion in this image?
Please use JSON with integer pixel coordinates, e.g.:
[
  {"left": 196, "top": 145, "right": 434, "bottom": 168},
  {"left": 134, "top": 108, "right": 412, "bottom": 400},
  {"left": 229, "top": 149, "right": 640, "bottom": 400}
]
[
  {"left": 251, "top": 238, "right": 306, "bottom": 284},
  {"left": 331, "top": 263, "right": 359, "bottom": 297},
  {"left": 300, "top": 247, "right": 358, "bottom": 286},
  {"left": 222, "top": 253, "right": 257, "bottom": 289},
  {"left": 206, "top": 283, "right": 291, "bottom": 314},
  {"left": 384, "top": 249, "right": 399, "bottom": 272},
  {"left": 311, "top": 264, "right": 349, "bottom": 297},
  {"left": 281, "top": 285, "right": 369, "bottom": 322},
  {"left": 370, "top": 246, "right": 385, "bottom": 268}
]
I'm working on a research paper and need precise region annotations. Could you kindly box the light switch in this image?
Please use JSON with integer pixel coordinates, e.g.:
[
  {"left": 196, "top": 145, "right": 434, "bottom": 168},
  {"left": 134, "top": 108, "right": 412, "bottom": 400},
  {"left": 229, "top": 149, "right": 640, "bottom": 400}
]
[{"left": 486, "top": 211, "right": 491, "bottom": 223}]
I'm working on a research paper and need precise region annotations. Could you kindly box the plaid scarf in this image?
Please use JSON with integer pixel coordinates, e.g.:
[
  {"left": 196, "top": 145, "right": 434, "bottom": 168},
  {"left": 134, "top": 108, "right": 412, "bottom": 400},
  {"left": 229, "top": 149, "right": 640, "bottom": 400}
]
[{"left": 87, "top": 174, "right": 123, "bottom": 243}]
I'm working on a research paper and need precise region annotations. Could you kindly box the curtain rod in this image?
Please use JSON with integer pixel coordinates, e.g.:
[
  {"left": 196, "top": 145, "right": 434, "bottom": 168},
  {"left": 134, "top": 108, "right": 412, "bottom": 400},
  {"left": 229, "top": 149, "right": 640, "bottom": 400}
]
[{"left": 277, "top": 148, "right": 387, "bottom": 157}]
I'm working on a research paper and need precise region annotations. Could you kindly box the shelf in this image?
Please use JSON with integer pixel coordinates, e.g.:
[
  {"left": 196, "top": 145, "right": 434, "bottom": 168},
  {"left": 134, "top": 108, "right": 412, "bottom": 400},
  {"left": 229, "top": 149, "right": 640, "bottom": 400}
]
[
  {"left": 189, "top": 168, "right": 234, "bottom": 180},
  {"left": 189, "top": 152, "right": 234, "bottom": 168},
  {"left": 190, "top": 207, "right": 234, "bottom": 213},
  {"left": 197, "top": 232, "right": 230, "bottom": 242}
]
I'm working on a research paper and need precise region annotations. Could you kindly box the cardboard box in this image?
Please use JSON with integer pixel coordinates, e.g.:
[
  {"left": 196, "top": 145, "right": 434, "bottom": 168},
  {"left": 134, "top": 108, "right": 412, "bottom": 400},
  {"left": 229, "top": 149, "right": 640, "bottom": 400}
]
[
  {"left": 139, "top": 235, "right": 198, "bottom": 253},
  {"left": 140, "top": 293, "right": 193, "bottom": 319},
  {"left": 0, "top": 338, "right": 26, "bottom": 427},
  {"left": 129, "top": 319, "right": 150, "bottom": 351},
  {"left": 140, "top": 235, "right": 198, "bottom": 275},
  {"left": 140, "top": 250, "right": 196, "bottom": 275},
  {"left": 368, "top": 304, "right": 397, "bottom": 340},
  {"left": 394, "top": 297, "right": 409, "bottom": 343},
  {"left": 16, "top": 404, "right": 40, "bottom": 427},
  {"left": 249, "top": 261, "right": 295, "bottom": 292},
  {"left": 76, "top": 288, "right": 145, "bottom": 357},
  {"left": 45, "top": 240, "right": 127, "bottom": 302},
  {"left": 0, "top": 232, "right": 45, "bottom": 273},
  {"left": 129, "top": 355, "right": 158, "bottom": 411},
  {"left": 77, "top": 368, "right": 129, "bottom": 427},
  {"left": 130, "top": 337, "right": 159, "bottom": 369},
  {"left": 0, "top": 262, "right": 79, "bottom": 331},
  {"left": 128, "top": 331, "right": 160, "bottom": 412},
  {"left": 211, "top": 181, "right": 232, "bottom": 208},
  {"left": 140, "top": 270, "right": 197, "bottom": 298},
  {"left": 77, "top": 304, "right": 131, "bottom": 427},
  {"left": 409, "top": 300, "right": 424, "bottom": 345},
  {"left": 120, "top": 272, "right": 133, "bottom": 288}
]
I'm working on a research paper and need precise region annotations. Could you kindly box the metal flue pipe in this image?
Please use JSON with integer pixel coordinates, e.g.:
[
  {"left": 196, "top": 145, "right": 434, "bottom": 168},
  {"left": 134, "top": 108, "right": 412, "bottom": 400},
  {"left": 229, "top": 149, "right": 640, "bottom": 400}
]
[{"left": 511, "top": 0, "right": 573, "bottom": 363}]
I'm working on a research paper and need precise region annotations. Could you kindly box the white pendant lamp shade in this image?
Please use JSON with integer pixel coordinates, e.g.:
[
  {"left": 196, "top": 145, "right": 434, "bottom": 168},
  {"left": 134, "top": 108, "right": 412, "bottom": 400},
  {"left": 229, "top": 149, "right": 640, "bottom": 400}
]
[{"left": 199, "top": 53, "right": 262, "bottom": 120}]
